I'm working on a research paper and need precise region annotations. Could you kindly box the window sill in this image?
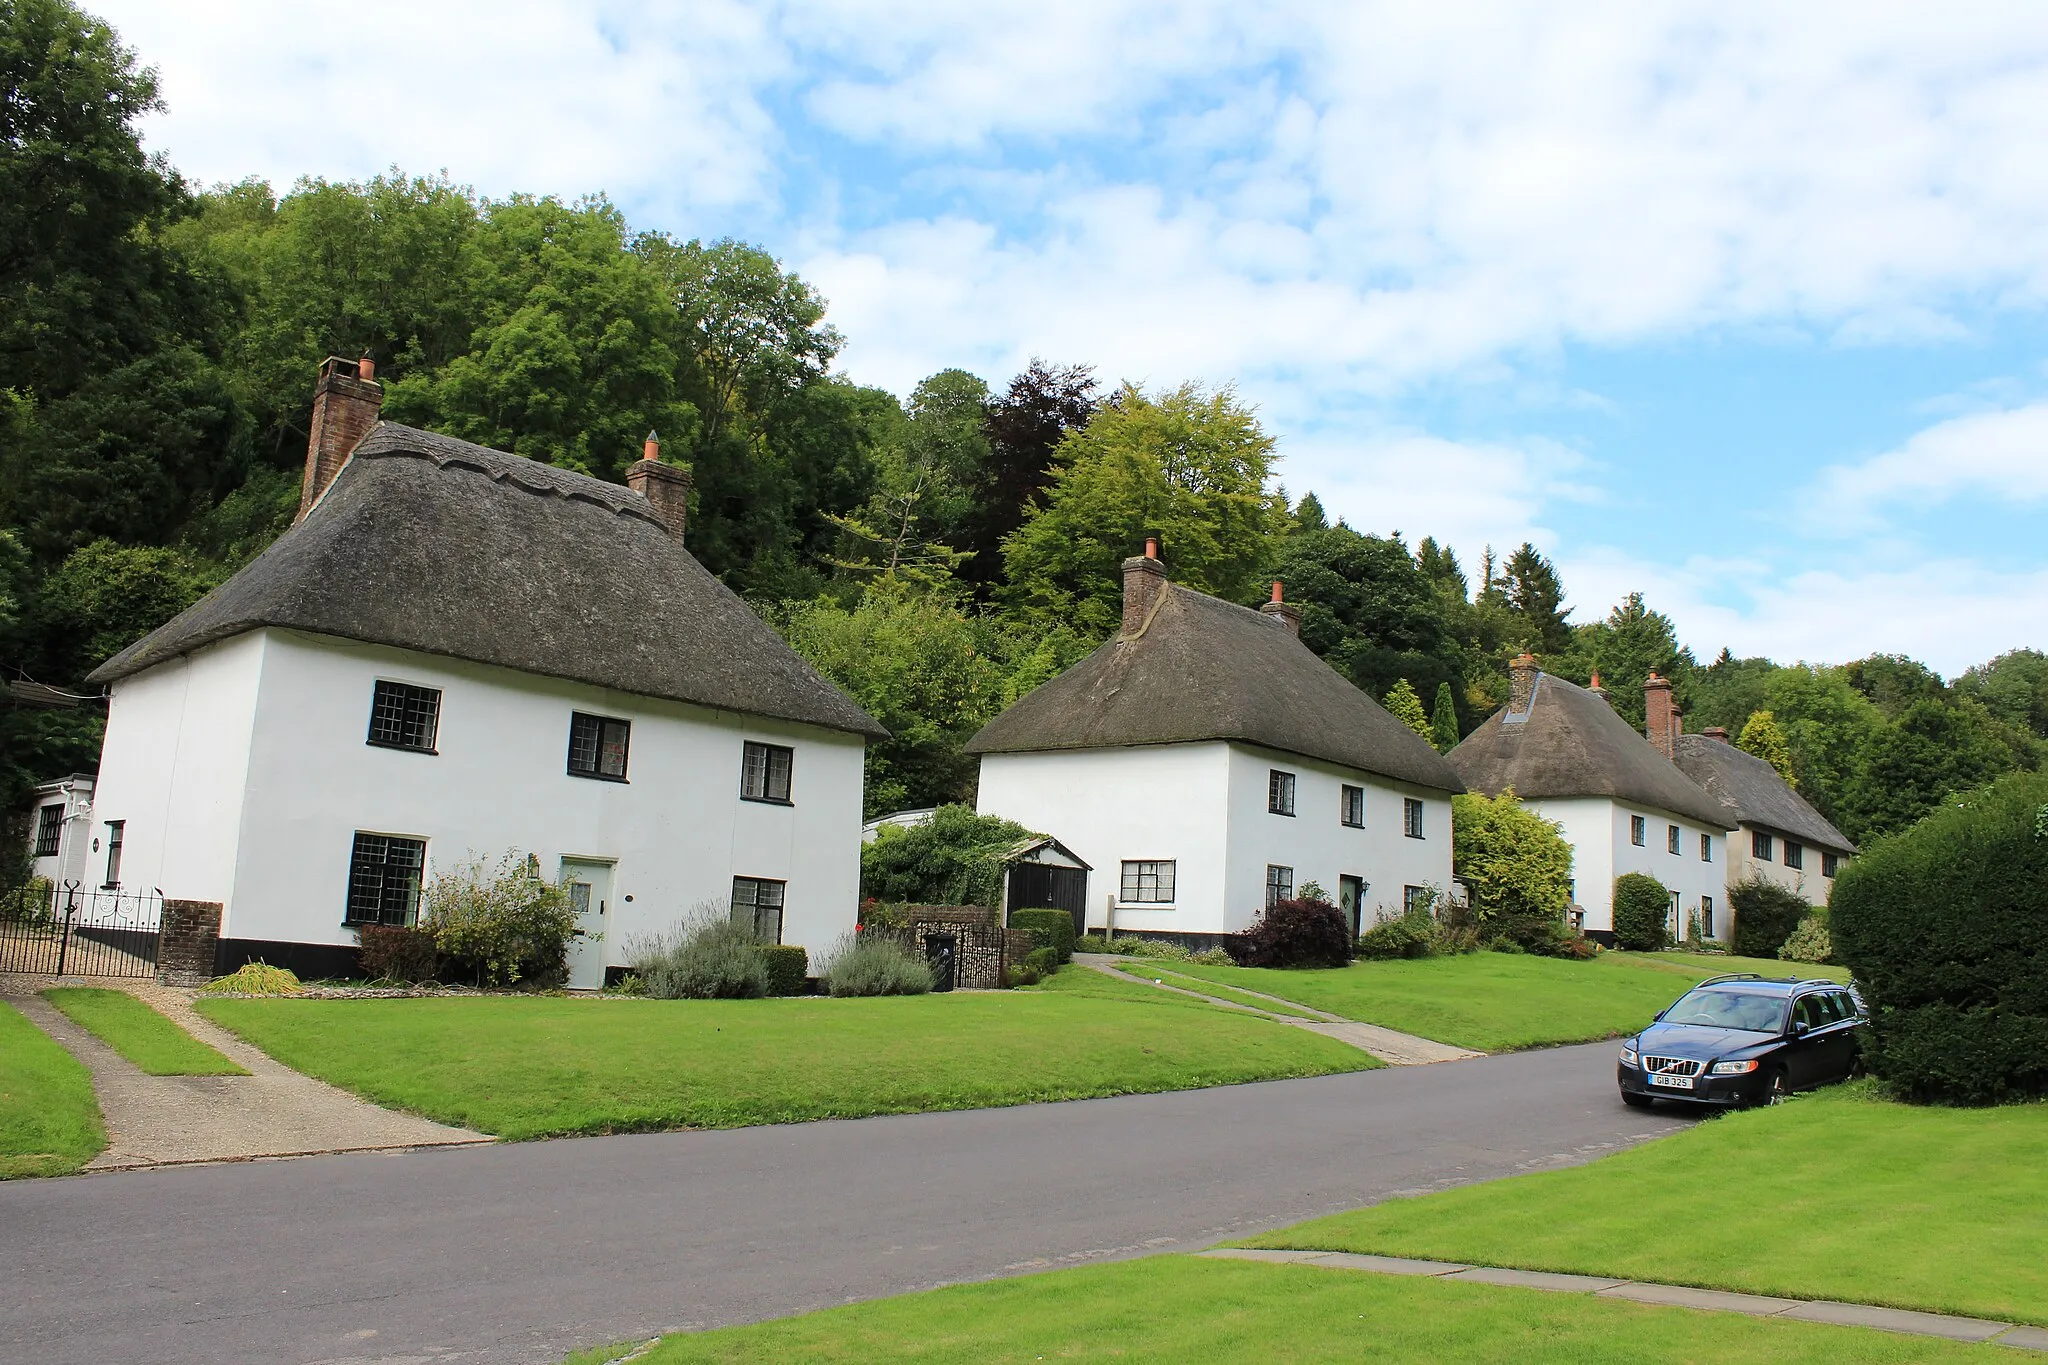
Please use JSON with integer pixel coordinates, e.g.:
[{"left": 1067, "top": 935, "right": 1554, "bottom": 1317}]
[
  {"left": 1268, "top": 810, "right": 1296, "bottom": 818},
  {"left": 1403, "top": 833, "right": 1425, "bottom": 841},
  {"left": 740, "top": 795, "right": 795, "bottom": 807},
  {"left": 366, "top": 740, "right": 439, "bottom": 756},
  {"left": 1340, "top": 821, "right": 1364, "bottom": 830},
  {"left": 567, "top": 770, "right": 630, "bottom": 784}
]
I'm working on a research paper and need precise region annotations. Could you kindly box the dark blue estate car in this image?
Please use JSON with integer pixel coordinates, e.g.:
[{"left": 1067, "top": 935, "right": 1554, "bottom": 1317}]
[{"left": 1617, "top": 974, "right": 1865, "bottom": 1108}]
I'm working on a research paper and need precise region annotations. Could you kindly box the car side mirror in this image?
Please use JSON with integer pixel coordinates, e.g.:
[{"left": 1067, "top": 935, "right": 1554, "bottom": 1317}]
[{"left": 1791, "top": 1019, "right": 1810, "bottom": 1036}]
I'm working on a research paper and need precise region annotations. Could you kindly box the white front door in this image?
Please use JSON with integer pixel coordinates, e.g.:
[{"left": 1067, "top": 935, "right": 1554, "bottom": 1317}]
[{"left": 560, "top": 859, "right": 613, "bottom": 991}]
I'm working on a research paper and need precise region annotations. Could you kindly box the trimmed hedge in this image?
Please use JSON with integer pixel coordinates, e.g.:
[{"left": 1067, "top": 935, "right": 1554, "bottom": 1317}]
[
  {"left": 1009, "top": 907, "right": 1077, "bottom": 964},
  {"left": 1831, "top": 771, "right": 2048, "bottom": 1105},
  {"left": 1227, "top": 899, "right": 1352, "bottom": 969},
  {"left": 1612, "top": 873, "right": 1671, "bottom": 952},
  {"left": 1729, "top": 876, "right": 1809, "bottom": 959},
  {"left": 355, "top": 924, "right": 439, "bottom": 982},
  {"left": 759, "top": 945, "right": 809, "bottom": 996}
]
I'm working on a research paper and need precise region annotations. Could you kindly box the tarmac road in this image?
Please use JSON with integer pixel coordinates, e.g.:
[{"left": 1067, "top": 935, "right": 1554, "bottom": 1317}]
[{"left": 0, "top": 1041, "right": 1690, "bottom": 1365}]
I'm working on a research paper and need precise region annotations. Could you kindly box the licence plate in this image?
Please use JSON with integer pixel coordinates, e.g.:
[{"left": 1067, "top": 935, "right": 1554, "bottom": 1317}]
[{"left": 1649, "top": 1074, "right": 1695, "bottom": 1090}]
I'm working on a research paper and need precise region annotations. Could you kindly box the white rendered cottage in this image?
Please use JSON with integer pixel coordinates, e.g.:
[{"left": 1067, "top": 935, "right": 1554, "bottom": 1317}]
[
  {"left": 23, "top": 773, "right": 96, "bottom": 890},
  {"left": 1673, "top": 727, "right": 1854, "bottom": 907},
  {"left": 83, "top": 358, "right": 884, "bottom": 986},
  {"left": 966, "top": 544, "right": 1464, "bottom": 944},
  {"left": 1448, "top": 659, "right": 1736, "bottom": 944}
]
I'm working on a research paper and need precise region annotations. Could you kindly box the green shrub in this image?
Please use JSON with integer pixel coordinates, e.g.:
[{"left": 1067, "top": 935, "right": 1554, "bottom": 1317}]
[
  {"left": 860, "top": 805, "right": 1036, "bottom": 907},
  {"left": 1009, "top": 908, "right": 1077, "bottom": 964},
  {"left": 423, "top": 851, "right": 580, "bottom": 987},
  {"left": 0, "top": 875, "right": 54, "bottom": 926},
  {"left": 1074, "top": 933, "right": 1111, "bottom": 954},
  {"left": 822, "top": 934, "right": 935, "bottom": 997},
  {"left": 1189, "top": 946, "right": 1233, "bottom": 965},
  {"left": 1778, "top": 917, "right": 1832, "bottom": 964},
  {"left": 1024, "top": 945, "right": 1060, "bottom": 976},
  {"left": 1486, "top": 915, "right": 1596, "bottom": 959},
  {"left": 1729, "top": 877, "right": 1810, "bottom": 959},
  {"left": 1118, "top": 936, "right": 1193, "bottom": 961},
  {"left": 1004, "top": 961, "right": 1042, "bottom": 987},
  {"left": 354, "top": 924, "right": 440, "bottom": 983},
  {"left": 1612, "top": 873, "right": 1671, "bottom": 952},
  {"left": 1831, "top": 771, "right": 2048, "bottom": 1104},
  {"left": 759, "top": 944, "right": 810, "bottom": 996},
  {"left": 630, "top": 914, "right": 769, "bottom": 1000},
  {"left": 1356, "top": 911, "right": 1435, "bottom": 961},
  {"left": 1452, "top": 790, "right": 1573, "bottom": 946},
  {"left": 198, "top": 962, "right": 302, "bottom": 996}
]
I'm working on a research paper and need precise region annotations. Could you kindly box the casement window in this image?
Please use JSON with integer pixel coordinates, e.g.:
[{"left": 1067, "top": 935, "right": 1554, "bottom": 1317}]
[
  {"left": 1784, "top": 840, "right": 1805, "bottom": 871},
  {"left": 366, "top": 680, "right": 441, "bottom": 753},
  {"left": 1752, "top": 830, "right": 1774, "bottom": 861},
  {"left": 343, "top": 832, "right": 425, "bottom": 926},
  {"left": 1403, "top": 884, "right": 1432, "bottom": 916},
  {"left": 1822, "top": 851, "right": 1841, "bottom": 879},
  {"left": 567, "top": 712, "right": 630, "bottom": 781},
  {"left": 1265, "top": 864, "right": 1294, "bottom": 907},
  {"left": 740, "top": 741, "right": 794, "bottom": 803},
  {"left": 1630, "top": 815, "right": 1646, "bottom": 847},
  {"left": 1667, "top": 824, "right": 1681, "bottom": 855},
  {"left": 1403, "top": 798, "right": 1425, "bottom": 839},
  {"left": 1120, "top": 860, "right": 1176, "bottom": 903},
  {"left": 1701, "top": 895, "right": 1716, "bottom": 939},
  {"left": 1268, "top": 769, "right": 1297, "bottom": 816},
  {"left": 731, "top": 877, "right": 786, "bottom": 943},
  {"left": 101, "top": 820, "right": 124, "bottom": 888},
  {"left": 1700, "top": 832, "right": 1713, "bottom": 862},
  {"left": 33, "top": 805, "right": 62, "bottom": 858},
  {"left": 1340, "top": 784, "right": 1365, "bottom": 828}
]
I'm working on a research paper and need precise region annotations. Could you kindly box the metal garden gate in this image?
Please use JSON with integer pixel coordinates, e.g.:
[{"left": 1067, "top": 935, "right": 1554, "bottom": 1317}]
[{"left": 0, "top": 881, "right": 163, "bottom": 977}]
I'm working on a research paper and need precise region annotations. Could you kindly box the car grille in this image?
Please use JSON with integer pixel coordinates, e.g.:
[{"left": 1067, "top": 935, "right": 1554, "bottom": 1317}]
[{"left": 1643, "top": 1056, "right": 1702, "bottom": 1077}]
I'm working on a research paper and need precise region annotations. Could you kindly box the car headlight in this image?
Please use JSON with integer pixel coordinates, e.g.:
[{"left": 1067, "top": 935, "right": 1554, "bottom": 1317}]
[
  {"left": 1620, "top": 1045, "right": 1638, "bottom": 1066},
  {"left": 1710, "top": 1059, "right": 1759, "bottom": 1075}
]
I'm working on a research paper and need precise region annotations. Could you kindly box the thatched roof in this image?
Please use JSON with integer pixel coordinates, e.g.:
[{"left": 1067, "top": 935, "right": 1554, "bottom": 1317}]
[
  {"left": 1447, "top": 671, "right": 1732, "bottom": 827},
  {"left": 966, "top": 583, "right": 1464, "bottom": 793},
  {"left": 1674, "top": 733, "right": 1854, "bottom": 854},
  {"left": 89, "top": 424, "right": 886, "bottom": 739}
]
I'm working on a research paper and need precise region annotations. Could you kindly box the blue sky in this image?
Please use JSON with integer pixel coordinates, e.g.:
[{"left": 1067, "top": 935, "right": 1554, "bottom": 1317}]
[{"left": 96, "top": 1, "right": 2048, "bottom": 674}]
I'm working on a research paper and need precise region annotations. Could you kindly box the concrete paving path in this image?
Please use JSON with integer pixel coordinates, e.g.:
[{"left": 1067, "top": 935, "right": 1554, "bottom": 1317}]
[
  {"left": 1203, "top": 1248, "right": 2048, "bottom": 1352},
  {"left": 4, "top": 978, "right": 488, "bottom": 1169},
  {"left": 0, "top": 1040, "right": 1689, "bottom": 1365},
  {"left": 1078, "top": 954, "right": 1482, "bottom": 1065}
]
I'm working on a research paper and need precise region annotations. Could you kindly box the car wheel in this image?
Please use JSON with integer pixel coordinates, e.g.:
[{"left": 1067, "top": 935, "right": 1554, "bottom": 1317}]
[
  {"left": 1621, "top": 1090, "right": 1654, "bottom": 1109},
  {"left": 1763, "top": 1067, "right": 1790, "bottom": 1105}
]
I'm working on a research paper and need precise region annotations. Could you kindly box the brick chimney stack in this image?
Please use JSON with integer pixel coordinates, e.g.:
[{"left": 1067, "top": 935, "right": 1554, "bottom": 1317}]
[
  {"left": 296, "top": 356, "right": 383, "bottom": 522},
  {"left": 1259, "top": 579, "right": 1302, "bottom": 636},
  {"left": 1644, "top": 672, "right": 1677, "bottom": 758},
  {"left": 1121, "top": 537, "right": 1168, "bottom": 635},
  {"left": 1702, "top": 726, "right": 1730, "bottom": 742},
  {"left": 1509, "top": 653, "right": 1539, "bottom": 713},
  {"left": 626, "top": 430, "right": 693, "bottom": 540},
  {"left": 1588, "top": 669, "right": 1612, "bottom": 706}
]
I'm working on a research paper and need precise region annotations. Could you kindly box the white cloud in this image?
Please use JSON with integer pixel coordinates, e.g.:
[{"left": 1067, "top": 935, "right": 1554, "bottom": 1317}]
[{"left": 1812, "top": 402, "right": 2048, "bottom": 531}]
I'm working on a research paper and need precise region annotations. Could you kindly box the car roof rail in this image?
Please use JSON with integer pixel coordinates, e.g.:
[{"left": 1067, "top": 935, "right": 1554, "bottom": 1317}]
[{"left": 1695, "top": 972, "right": 1766, "bottom": 987}]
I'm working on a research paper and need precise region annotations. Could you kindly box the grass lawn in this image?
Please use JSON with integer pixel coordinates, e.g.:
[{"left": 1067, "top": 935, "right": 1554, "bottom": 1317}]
[
  {"left": 564, "top": 1253, "right": 1983, "bottom": 1364},
  {"left": 198, "top": 986, "right": 1372, "bottom": 1139},
  {"left": 1106, "top": 962, "right": 1326, "bottom": 1018},
  {"left": 1165, "top": 951, "right": 1736, "bottom": 1051},
  {"left": 1644, "top": 951, "right": 1850, "bottom": 982},
  {"left": 43, "top": 988, "right": 246, "bottom": 1076},
  {"left": 1244, "top": 1082, "right": 2048, "bottom": 1325},
  {"left": 0, "top": 1000, "right": 106, "bottom": 1178}
]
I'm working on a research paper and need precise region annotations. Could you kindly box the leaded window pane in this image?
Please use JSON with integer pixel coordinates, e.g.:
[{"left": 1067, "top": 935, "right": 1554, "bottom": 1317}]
[
  {"left": 368, "top": 681, "right": 441, "bottom": 752},
  {"left": 345, "top": 833, "right": 425, "bottom": 926}
]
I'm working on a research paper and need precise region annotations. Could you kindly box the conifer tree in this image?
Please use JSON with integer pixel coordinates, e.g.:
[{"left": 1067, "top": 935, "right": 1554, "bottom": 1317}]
[
  {"left": 1431, "top": 681, "right": 1461, "bottom": 752},
  {"left": 1384, "top": 679, "right": 1432, "bottom": 741}
]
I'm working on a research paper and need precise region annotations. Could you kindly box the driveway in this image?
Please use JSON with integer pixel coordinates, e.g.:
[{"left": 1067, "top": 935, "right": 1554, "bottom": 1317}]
[{"left": 0, "top": 1041, "right": 1689, "bottom": 1365}]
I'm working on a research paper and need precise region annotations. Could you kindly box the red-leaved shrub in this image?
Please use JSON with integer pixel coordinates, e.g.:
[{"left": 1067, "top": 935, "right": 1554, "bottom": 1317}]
[{"left": 1226, "top": 899, "right": 1353, "bottom": 969}]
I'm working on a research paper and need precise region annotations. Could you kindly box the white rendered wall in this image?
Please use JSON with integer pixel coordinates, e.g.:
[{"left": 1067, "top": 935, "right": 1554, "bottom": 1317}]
[
  {"left": 1528, "top": 796, "right": 1729, "bottom": 941},
  {"left": 1724, "top": 827, "right": 1838, "bottom": 909},
  {"left": 975, "top": 743, "right": 1230, "bottom": 934},
  {"left": 26, "top": 777, "right": 97, "bottom": 890},
  {"left": 1224, "top": 744, "right": 1453, "bottom": 930},
  {"left": 974, "top": 741, "right": 1454, "bottom": 937},
  {"left": 89, "top": 633, "right": 266, "bottom": 909},
  {"left": 94, "top": 629, "right": 866, "bottom": 969}
]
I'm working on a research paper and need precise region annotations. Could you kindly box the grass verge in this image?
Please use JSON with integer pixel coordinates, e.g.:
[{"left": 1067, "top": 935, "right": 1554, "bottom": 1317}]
[
  {"left": 1644, "top": 951, "right": 1849, "bottom": 982},
  {"left": 198, "top": 988, "right": 1373, "bottom": 1139},
  {"left": 1163, "top": 951, "right": 1739, "bottom": 1050},
  {"left": 43, "top": 988, "right": 246, "bottom": 1076},
  {"left": 0, "top": 1000, "right": 106, "bottom": 1178},
  {"left": 1243, "top": 1082, "right": 2048, "bottom": 1325},
  {"left": 1106, "top": 962, "right": 1326, "bottom": 1019},
  {"left": 563, "top": 1253, "right": 1985, "bottom": 1363}
]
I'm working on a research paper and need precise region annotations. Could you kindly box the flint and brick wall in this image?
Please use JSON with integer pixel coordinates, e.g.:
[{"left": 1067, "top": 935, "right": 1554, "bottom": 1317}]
[
  {"left": 874, "top": 904, "right": 1033, "bottom": 989},
  {"left": 157, "top": 899, "right": 222, "bottom": 986}
]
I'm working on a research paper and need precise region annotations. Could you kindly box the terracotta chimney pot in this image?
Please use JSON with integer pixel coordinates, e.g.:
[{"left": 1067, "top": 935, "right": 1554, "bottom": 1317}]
[
  {"left": 1259, "top": 579, "right": 1301, "bottom": 635},
  {"left": 626, "top": 433, "right": 692, "bottom": 540}
]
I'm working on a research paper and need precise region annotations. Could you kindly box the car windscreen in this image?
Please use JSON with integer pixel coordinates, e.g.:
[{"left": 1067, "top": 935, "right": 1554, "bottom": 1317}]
[{"left": 1661, "top": 987, "right": 1788, "bottom": 1033}]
